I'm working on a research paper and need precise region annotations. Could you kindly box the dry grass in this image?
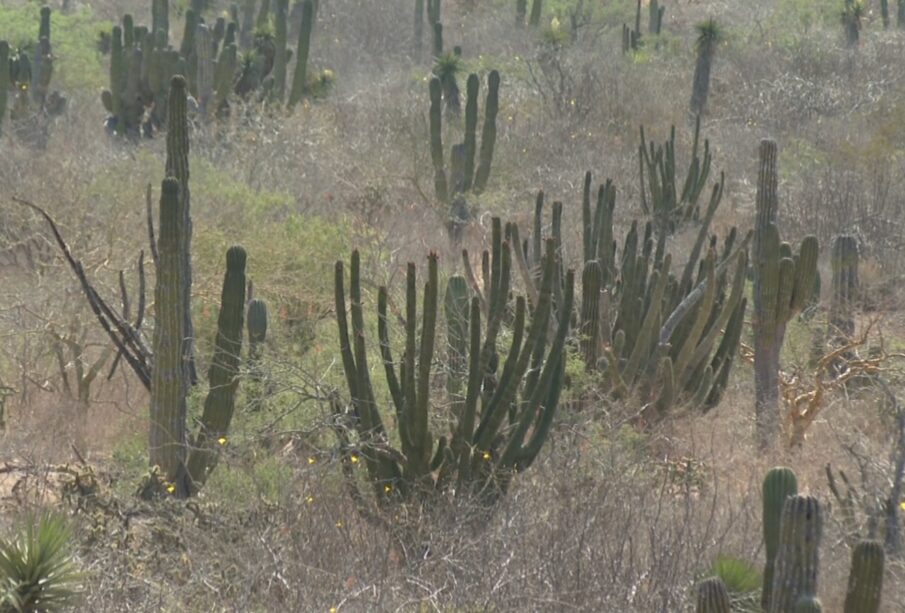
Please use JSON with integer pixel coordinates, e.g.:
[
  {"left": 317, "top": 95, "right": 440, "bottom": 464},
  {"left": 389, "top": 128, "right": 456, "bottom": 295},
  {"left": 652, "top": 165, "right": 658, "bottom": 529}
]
[{"left": 2, "top": 0, "right": 905, "bottom": 611}]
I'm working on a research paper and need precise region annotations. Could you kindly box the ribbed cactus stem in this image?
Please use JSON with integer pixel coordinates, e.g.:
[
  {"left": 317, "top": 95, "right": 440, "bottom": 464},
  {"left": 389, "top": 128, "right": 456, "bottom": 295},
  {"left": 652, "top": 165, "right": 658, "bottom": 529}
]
[
  {"left": 186, "top": 246, "right": 247, "bottom": 494},
  {"left": 429, "top": 76, "right": 448, "bottom": 203},
  {"left": 0, "top": 41, "right": 10, "bottom": 135},
  {"left": 529, "top": 0, "right": 542, "bottom": 27},
  {"left": 830, "top": 235, "right": 859, "bottom": 339},
  {"left": 770, "top": 495, "right": 822, "bottom": 613},
  {"left": 150, "top": 177, "right": 189, "bottom": 496},
  {"left": 195, "top": 24, "right": 214, "bottom": 116},
  {"left": 180, "top": 9, "right": 199, "bottom": 95},
  {"left": 763, "top": 466, "right": 799, "bottom": 611},
  {"left": 247, "top": 298, "right": 268, "bottom": 364},
  {"left": 273, "top": 0, "right": 289, "bottom": 102},
  {"left": 288, "top": 0, "right": 314, "bottom": 107},
  {"left": 516, "top": 0, "right": 528, "bottom": 25},
  {"left": 580, "top": 261, "right": 602, "bottom": 370},
  {"left": 463, "top": 73, "right": 479, "bottom": 191},
  {"left": 152, "top": 0, "right": 169, "bottom": 44},
  {"left": 472, "top": 70, "right": 499, "bottom": 193},
  {"left": 695, "top": 576, "right": 731, "bottom": 613},
  {"left": 843, "top": 540, "right": 884, "bottom": 613}
]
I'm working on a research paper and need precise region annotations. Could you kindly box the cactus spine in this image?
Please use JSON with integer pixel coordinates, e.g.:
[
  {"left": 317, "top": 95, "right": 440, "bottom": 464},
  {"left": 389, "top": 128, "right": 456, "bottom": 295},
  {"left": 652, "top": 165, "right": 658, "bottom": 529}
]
[
  {"left": 752, "top": 140, "right": 819, "bottom": 448},
  {"left": 762, "top": 467, "right": 799, "bottom": 611},
  {"left": 843, "top": 540, "right": 884, "bottom": 613},
  {"left": 186, "top": 247, "right": 247, "bottom": 494},
  {"left": 695, "top": 576, "right": 731, "bottom": 613},
  {"left": 288, "top": 0, "right": 314, "bottom": 108},
  {"left": 769, "top": 495, "right": 822, "bottom": 613}
]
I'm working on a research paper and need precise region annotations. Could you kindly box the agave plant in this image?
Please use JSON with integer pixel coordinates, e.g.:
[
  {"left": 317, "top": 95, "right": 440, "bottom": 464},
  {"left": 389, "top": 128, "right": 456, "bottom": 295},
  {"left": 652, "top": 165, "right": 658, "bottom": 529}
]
[
  {"left": 689, "top": 18, "right": 723, "bottom": 118},
  {"left": 432, "top": 52, "right": 464, "bottom": 115},
  {"left": 0, "top": 513, "right": 82, "bottom": 612}
]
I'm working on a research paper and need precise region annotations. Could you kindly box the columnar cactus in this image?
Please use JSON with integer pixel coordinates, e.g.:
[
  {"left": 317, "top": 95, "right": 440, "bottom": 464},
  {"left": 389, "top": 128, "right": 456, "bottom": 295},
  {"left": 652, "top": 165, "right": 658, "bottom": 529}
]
[
  {"left": 752, "top": 140, "right": 819, "bottom": 449},
  {"left": 762, "top": 467, "right": 799, "bottom": 611},
  {"left": 414, "top": 0, "right": 425, "bottom": 57},
  {"left": 0, "top": 41, "right": 9, "bottom": 135},
  {"left": 516, "top": 0, "right": 528, "bottom": 26},
  {"left": 152, "top": 0, "right": 169, "bottom": 43},
  {"left": 769, "top": 495, "right": 822, "bottom": 613},
  {"left": 830, "top": 234, "right": 859, "bottom": 339},
  {"left": 288, "top": 0, "right": 314, "bottom": 108},
  {"left": 149, "top": 177, "right": 189, "bottom": 495},
  {"left": 695, "top": 576, "right": 731, "bottom": 613},
  {"left": 649, "top": 0, "right": 664, "bottom": 34},
  {"left": 689, "top": 19, "right": 722, "bottom": 117},
  {"left": 272, "top": 0, "right": 289, "bottom": 101},
  {"left": 529, "top": 0, "right": 543, "bottom": 27},
  {"left": 843, "top": 540, "right": 884, "bottom": 613},
  {"left": 180, "top": 9, "right": 200, "bottom": 96},
  {"left": 472, "top": 70, "right": 499, "bottom": 194},
  {"left": 186, "top": 247, "right": 247, "bottom": 494},
  {"left": 247, "top": 298, "right": 268, "bottom": 365},
  {"left": 31, "top": 6, "right": 53, "bottom": 107},
  {"left": 195, "top": 24, "right": 215, "bottom": 115}
]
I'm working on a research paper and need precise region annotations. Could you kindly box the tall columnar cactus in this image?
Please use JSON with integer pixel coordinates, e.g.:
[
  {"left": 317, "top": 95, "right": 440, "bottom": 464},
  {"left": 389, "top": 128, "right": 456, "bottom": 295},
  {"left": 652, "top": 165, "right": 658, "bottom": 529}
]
[
  {"left": 195, "top": 24, "right": 215, "bottom": 115},
  {"left": 769, "top": 495, "right": 822, "bottom": 613},
  {"left": 272, "top": 0, "right": 289, "bottom": 102},
  {"left": 149, "top": 176, "right": 189, "bottom": 495},
  {"left": 472, "top": 70, "right": 499, "bottom": 194},
  {"left": 752, "top": 140, "right": 819, "bottom": 449},
  {"left": 185, "top": 247, "right": 247, "bottom": 494},
  {"left": 830, "top": 234, "right": 859, "bottom": 339},
  {"left": 695, "top": 576, "right": 731, "bottom": 613},
  {"left": 180, "top": 9, "right": 200, "bottom": 96},
  {"left": 843, "top": 540, "right": 884, "bottom": 613},
  {"left": 166, "top": 76, "right": 196, "bottom": 386},
  {"left": 0, "top": 41, "right": 9, "bottom": 135},
  {"left": 516, "top": 0, "right": 528, "bottom": 26},
  {"left": 334, "top": 226, "right": 573, "bottom": 508},
  {"left": 31, "top": 6, "right": 53, "bottom": 107},
  {"left": 433, "top": 21, "right": 444, "bottom": 57},
  {"left": 689, "top": 19, "right": 722, "bottom": 118},
  {"left": 414, "top": 0, "right": 425, "bottom": 57},
  {"left": 288, "top": 0, "right": 314, "bottom": 108},
  {"left": 762, "top": 467, "right": 799, "bottom": 611},
  {"left": 241, "top": 0, "right": 256, "bottom": 47},
  {"left": 649, "top": 0, "right": 665, "bottom": 34},
  {"left": 213, "top": 42, "right": 238, "bottom": 117},
  {"left": 152, "top": 0, "right": 169, "bottom": 43},
  {"left": 529, "top": 0, "right": 543, "bottom": 27}
]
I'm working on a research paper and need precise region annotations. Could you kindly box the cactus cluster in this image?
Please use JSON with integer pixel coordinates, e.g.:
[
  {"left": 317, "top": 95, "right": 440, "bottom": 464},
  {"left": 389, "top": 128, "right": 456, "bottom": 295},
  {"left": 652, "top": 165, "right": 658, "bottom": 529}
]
[
  {"left": 430, "top": 69, "right": 500, "bottom": 239},
  {"left": 0, "top": 6, "right": 66, "bottom": 142},
  {"left": 517, "top": 170, "right": 748, "bottom": 416},
  {"left": 101, "top": 0, "right": 324, "bottom": 136},
  {"left": 333, "top": 219, "right": 573, "bottom": 507},
  {"left": 752, "top": 140, "right": 819, "bottom": 448}
]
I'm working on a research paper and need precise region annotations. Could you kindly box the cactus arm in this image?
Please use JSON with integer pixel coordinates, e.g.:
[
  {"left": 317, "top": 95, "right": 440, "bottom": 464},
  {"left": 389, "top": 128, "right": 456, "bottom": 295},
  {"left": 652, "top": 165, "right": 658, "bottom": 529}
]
[
  {"left": 463, "top": 73, "right": 479, "bottom": 191},
  {"left": 288, "top": 0, "right": 314, "bottom": 107},
  {"left": 472, "top": 70, "right": 499, "bottom": 193},
  {"left": 377, "top": 287, "right": 404, "bottom": 416}
]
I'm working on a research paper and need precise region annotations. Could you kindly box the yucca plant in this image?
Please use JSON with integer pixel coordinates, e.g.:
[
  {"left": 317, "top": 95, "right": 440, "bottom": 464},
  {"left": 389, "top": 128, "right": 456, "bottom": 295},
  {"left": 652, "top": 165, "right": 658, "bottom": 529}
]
[
  {"left": 0, "top": 513, "right": 82, "bottom": 612},
  {"left": 710, "top": 555, "right": 761, "bottom": 612},
  {"left": 432, "top": 51, "right": 464, "bottom": 115},
  {"left": 689, "top": 18, "right": 723, "bottom": 118}
]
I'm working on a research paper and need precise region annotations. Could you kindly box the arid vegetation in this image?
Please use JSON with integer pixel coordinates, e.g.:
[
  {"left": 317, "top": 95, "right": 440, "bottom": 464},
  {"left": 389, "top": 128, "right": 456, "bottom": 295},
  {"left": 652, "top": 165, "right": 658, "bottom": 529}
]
[{"left": 1, "top": 0, "right": 904, "bottom": 610}]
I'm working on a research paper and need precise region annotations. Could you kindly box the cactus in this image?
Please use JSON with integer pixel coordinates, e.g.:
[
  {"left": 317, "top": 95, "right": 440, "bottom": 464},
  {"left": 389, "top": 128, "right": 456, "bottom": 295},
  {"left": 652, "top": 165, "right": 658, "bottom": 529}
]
[
  {"left": 414, "top": 0, "right": 425, "bottom": 57},
  {"left": 195, "top": 24, "right": 214, "bottom": 116},
  {"left": 433, "top": 21, "right": 444, "bottom": 57},
  {"left": 762, "top": 467, "right": 799, "bottom": 611},
  {"left": 0, "top": 41, "right": 9, "bottom": 135},
  {"left": 334, "top": 225, "right": 573, "bottom": 507},
  {"left": 152, "top": 0, "right": 169, "bottom": 43},
  {"left": 769, "top": 495, "right": 822, "bottom": 613},
  {"left": 843, "top": 540, "right": 884, "bottom": 613},
  {"left": 472, "top": 70, "right": 499, "bottom": 194},
  {"left": 247, "top": 298, "right": 268, "bottom": 366},
  {"left": 180, "top": 9, "right": 200, "bottom": 96},
  {"left": 752, "top": 140, "right": 819, "bottom": 448},
  {"left": 830, "top": 235, "right": 859, "bottom": 340},
  {"left": 649, "top": 0, "right": 665, "bottom": 35},
  {"left": 31, "top": 6, "right": 53, "bottom": 107},
  {"left": 214, "top": 43, "right": 238, "bottom": 117},
  {"left": 185, "top": 247, "right": 247, "bottom": 494},
  {"left": 695, "top": 576, "right": 731, "bottom": 613},
  {"left": 529, "top": 0, "right": 543, "bottom": 27},
  {"left": 288, "top": 0, "right": 314, "bottom": 107},
  {"left": 272, "top": 0, "right": 289, "bottom": 102},
  {"left": 516, "top": 0, "right": 528, "bottom": 26}
]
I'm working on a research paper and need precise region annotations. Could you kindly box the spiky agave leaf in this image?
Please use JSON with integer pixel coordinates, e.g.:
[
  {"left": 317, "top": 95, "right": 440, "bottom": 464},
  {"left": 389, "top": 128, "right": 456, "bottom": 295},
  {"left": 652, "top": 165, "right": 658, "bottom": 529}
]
[
  {"left": 432, "top": 52, "right": 464, "bottom": 82},
  {"left": 0, "top": 513, "right": 83, "bottom": 612},
  {"left": 694, "top": 18, "right": 723, "bottom": 54}
]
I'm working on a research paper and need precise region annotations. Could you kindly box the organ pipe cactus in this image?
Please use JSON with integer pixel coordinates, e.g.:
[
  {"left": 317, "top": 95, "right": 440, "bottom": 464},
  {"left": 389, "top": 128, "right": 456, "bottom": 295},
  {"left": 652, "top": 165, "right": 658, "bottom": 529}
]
[
  {"left": 752, "top": 140, "right": 819, "bottom": 449},
  {"left": 333, "top": 226, "right": 573, "bottom": 508},
  {"left": 762, "top": 466, "right": 799, "bottom": 611},
  {"left": 769, "top": 495, "right": 822, "bottom": 613},
  {"left": 185, "top": 247, "right": 247, "bottom": 494},
  {"left": 843, "top": 540, "right": 884, "bottom": 613},
  {"left": 695, "top": 576, "right": 731, "bottom": 613}
]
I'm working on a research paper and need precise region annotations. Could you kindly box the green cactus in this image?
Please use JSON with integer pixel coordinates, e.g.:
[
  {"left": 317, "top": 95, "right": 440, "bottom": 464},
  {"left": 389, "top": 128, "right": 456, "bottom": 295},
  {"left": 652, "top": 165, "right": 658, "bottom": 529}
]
[
  {"left": 762, "top": 467, "right": 799, "bottom": 611},
  {"left": 287, "top": 0, "right": 314, "bottom": 107},
  {"left": 0, "top": 41, "right": 9, "bottom": 135},
  {"left": 752, "top": 140, "right": 819, "bottom": 449},
  {"left": 843, "top": 540, "right": 884, "bottom": 613},
  {"left": 195, "top": 23, "right": 214, "bottom": 115},
  {"left": 472, "top": 70, "right": 499, "bottom": 194},
  {"left": 516, "top": 0, "right": 528, "bottom": 26},
  {"left": 649, "top": 0, "right": 664, "bottom": 34},
  {"left": 149, "top": 176, "right": 189, "bottom": 495},
  {"left": 529, "top": 0, "right": 543, "bottom": 27},
  {"left": 334, "top": 226, "right": 573, "bottom": 509},
  {"left": 272, "top": 0, "right": 289, "bottom": 102},
  {"left": 690, "top": 19, "right": 722, "bottom": 118},
  {"left": 180, "top": 10, "right": 200, "bottom": 96},
  {"left": 257, "top": 0, "right": 272, "bottom": 29},
  {"left": 414, "top": 0, "right": 425, "bottom": 57},
  {"left": 185, "top": 247, "right": 247, "bottom": 494},
  {"left": 152, "top": 0, "right": 169, "bottom": 43},
  {"left": 769, "top": 495, "right": 822, "bottom": 613},
  {"left": 214, "top": 42, "right": 238, "bottom": 117},
  {"left": 830, "top": 235, "right": 859, "bottom": 339},
  {"left": 433, "top": 21, "right": 444, "bottom": 57},
  {"left": 695, "top": 576, "right": 731, "bottom": 613},
  {"left": 247, "top": 298, "right": 268, "bottom": 366}
]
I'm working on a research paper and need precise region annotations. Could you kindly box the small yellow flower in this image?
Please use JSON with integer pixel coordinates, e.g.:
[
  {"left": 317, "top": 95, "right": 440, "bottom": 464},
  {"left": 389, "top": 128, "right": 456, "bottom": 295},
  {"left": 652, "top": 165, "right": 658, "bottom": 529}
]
[
  {"left": 308, "top": 456, "right": 317, "bottom": 465},
  {"left": 384, "top": 484, "right": 392, "bottom": 494},
  {"left": 306, "top": 495, "right": 315, "bottom": 504},
  {"left": 217, "top": 436, "right": 228, "bottom": 446},
  {"left": 349, "top": 455, "right": 359, "bottom": 464},
  {"left": 482, "top": 451, "right": 492, "bottom": 461},
  {"left": 900, "top": 501, "right": 905, "bottom": 512},
  {"left": 166, "top": 484, "right": 176, "bottom": 494},
  {"left": 335, "top": 521, "right": 343, "bottom": 528},
  {"left": 329, "top": 608, "right": 337, "bottom": 613}
]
